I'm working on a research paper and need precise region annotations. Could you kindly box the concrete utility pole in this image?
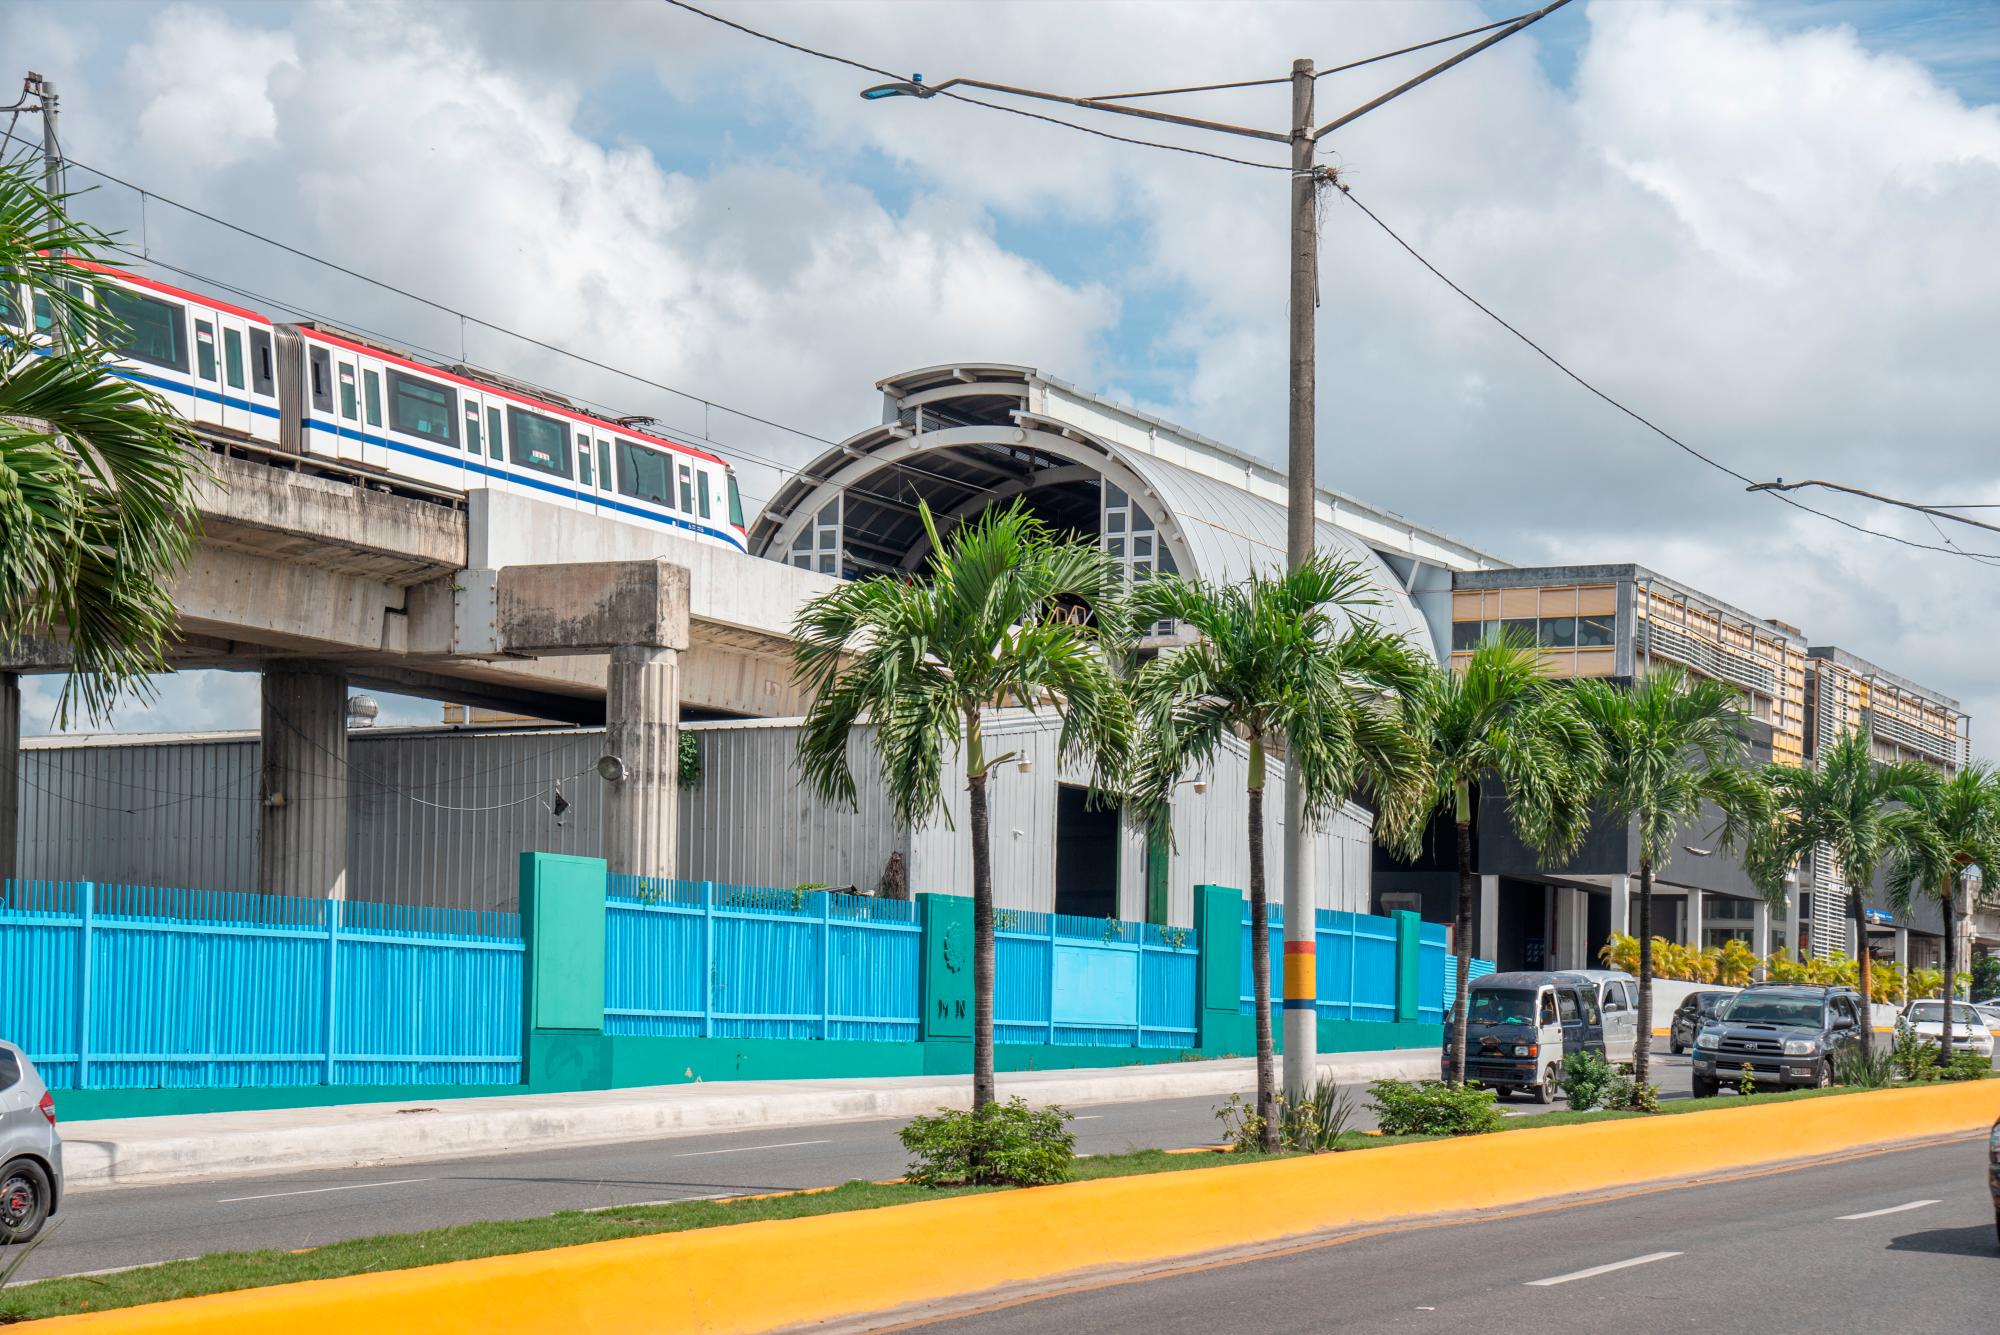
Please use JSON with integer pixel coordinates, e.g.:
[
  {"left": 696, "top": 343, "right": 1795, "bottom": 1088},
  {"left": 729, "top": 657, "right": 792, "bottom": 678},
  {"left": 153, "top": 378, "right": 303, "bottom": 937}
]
[
  {"left": 36, "top": 74, "right": 59, "bottom": 202},
  {"left": 846, "top": 2, "right": 1573, "bottom": 1107},
  {"left": 1281, "top": 55, "right": 1320, "bottom": 1105}
]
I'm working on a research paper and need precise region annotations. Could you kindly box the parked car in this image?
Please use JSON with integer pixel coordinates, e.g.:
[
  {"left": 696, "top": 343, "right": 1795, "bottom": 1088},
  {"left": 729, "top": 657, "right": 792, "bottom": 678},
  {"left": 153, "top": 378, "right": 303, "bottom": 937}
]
[
  {"left": 1898, "top": 1000, "right": 1996, "bottom": 1059},
  {"left": 1989, "top": 1115, "right": 1999, "bottom": 1248},
  {"left": 0, "top": 1040, "right": 61, "bottom": 1246},
  {"left": 1442, "top": 971, "right": 1606, "bottom": 1104},
  {"left": 1670, "top": 990, "right": 1736, "bottom": 1055},
  {"left": 1971, "top": 1002, "right": 2000, "bottom": 1033},
  {"left": 1564, "top": 968, "right": 1641, "bottom": 1068},
  {"left": 1689, "top": 984, "right": 1865, "bottom": 1097}
]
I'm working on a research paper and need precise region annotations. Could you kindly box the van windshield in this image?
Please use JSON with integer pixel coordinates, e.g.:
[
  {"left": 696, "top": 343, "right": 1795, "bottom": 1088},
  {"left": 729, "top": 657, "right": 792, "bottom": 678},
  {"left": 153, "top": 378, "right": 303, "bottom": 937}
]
[{"left": 1468, "top": 989, "right": 1539, "bottom": 1025}]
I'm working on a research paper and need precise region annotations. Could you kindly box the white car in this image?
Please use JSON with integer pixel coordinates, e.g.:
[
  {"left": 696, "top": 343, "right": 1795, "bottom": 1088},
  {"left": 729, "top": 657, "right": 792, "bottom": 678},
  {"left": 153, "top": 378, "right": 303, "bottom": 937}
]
[
  {"left": 1974, "top": 1002, "right": 2000, "bottom": 1032},
  {"left": 1899, "top": 1000, "right": 1996, "bottom": 1059}
]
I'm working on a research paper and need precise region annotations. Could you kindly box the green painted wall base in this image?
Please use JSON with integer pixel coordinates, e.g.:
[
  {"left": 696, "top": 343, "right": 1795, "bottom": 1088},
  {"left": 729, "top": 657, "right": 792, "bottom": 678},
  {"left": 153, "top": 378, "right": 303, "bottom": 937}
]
[{"left": 55, "top": 1080, "right": 526, "bottom": 1124}]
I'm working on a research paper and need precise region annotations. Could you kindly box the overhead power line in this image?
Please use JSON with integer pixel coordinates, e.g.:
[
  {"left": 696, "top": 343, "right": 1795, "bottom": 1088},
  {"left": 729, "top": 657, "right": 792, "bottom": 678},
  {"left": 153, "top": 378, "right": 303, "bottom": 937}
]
[{"left": 1333, "top": 184, "right": 2000, "bottom": 563}]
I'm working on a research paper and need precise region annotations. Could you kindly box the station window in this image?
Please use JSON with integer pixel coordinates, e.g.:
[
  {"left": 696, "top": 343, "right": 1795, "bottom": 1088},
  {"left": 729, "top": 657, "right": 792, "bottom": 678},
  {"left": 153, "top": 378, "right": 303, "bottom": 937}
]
[
  {"left": 617, "top": 438, "right": 672, "bottom": 506},
  {"left": 223, "top": 328, "right": 245, "bottom": 389},
  {"left": 387, "top": 370, "right": 456, "bottom": 445},
  {"left": 1577, "top": 615, "right": 1615, "bottom": 647},
  {"left": 101, "top": 285, "right": 188, "bottom": 372},
  {"left": 506, "top": 406, "right": 570, "bottom": 476}
]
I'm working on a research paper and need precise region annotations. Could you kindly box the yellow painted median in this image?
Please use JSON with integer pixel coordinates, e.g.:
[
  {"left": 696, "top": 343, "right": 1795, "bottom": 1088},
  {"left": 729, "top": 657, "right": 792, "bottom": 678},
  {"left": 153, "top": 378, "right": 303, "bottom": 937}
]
[{"left": 29, "top": 1080, "right": 2000, "bottom": 1334}]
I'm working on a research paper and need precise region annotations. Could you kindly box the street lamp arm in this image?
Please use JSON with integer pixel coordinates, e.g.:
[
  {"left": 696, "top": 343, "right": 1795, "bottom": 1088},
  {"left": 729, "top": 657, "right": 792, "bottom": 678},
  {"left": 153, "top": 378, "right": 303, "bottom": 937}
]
[
  {"left": 1313, "top": 0, "right": 1573, "bottom": 140},
  {"left": 913, "top": 76, "right": 1291, "bottom": 144},
  {"left": 1746, "top": 479, "right": 2000, "bottom": 538}
]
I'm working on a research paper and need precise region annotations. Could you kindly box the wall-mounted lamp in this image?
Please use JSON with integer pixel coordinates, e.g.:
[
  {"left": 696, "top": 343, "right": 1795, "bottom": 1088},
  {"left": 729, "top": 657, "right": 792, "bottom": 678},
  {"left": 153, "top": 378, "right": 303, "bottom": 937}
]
[
  {"left": 1016, "top": 756, "right": 1034, "bottom": 775},
  {"left": 597, "top": 754, "right": 628, "bottom": 783}
]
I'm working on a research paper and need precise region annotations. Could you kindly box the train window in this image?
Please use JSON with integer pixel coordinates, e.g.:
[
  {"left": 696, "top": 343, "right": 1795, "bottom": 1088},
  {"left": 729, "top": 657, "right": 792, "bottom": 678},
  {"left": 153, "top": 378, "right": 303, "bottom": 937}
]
[
  {"left": 695, "top": 470, "right": 712, "bottom": 519},
  {"left": 617, "top": 439, "right": 672, "bottom": 506},
  {"left": 506, "top": 406, "right": 570, "bottom": 476},
  {"left": 100, "top": 285, "right": 188, "bottom": 372},
  {"left": 596, "top": 441, "right": 610, "bottom": 491},
  {"left": 0, "top": 286, "right": 19, "bottom": 328},
  {"left": 363, "top": 370, "right": 382, "bottom": 427},
  {"left": 309, "top": 348, "right": 332, "bottom": 411},
  {"left": 577, "top": 433, "right": 594, "bottom": 486},
  {"left": 223, "top": 329, "right": 245, "bottom": 389},
  {"left": 195, "top": 320, "right": 218, "bottom": 381},
  {"left": 727, "top": 474, "right": 744, "bottom": 528},
  {"left": 464, "top": 404, "right": 482, "bottom": 455},
  {"left": 678, "top": 464, "right": 694, "bottom": 513},
  {"left": 250, "top": 329, "right": 274, "bottom": 396},
  {"left": 32, "top": 293, "right": 52, "bottom": 332},
  {"left": 486, "top": 406, "right": 503, "bottom": 460},
  {"left": 337, "top": 363, "right": 358, "bottom": 420},
  {"left": 388, "top": 370, "right": 456, "bottom": 446}
]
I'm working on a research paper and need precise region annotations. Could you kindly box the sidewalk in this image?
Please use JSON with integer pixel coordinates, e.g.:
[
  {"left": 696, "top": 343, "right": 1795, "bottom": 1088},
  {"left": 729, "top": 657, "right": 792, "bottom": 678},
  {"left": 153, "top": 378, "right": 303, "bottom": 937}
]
[{"left": 58, "top": 1048, "right": 1435, "bottom": 1190}]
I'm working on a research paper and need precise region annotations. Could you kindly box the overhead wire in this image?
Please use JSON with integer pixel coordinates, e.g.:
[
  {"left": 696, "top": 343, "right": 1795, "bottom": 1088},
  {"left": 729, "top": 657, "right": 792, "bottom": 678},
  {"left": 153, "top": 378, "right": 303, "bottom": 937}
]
[
  {"left": 1331, "top": 184, "right": 2000, "bottom": 564},
  {"left": 1314, "top": 10, "right": 1541, "bottom": 80}
]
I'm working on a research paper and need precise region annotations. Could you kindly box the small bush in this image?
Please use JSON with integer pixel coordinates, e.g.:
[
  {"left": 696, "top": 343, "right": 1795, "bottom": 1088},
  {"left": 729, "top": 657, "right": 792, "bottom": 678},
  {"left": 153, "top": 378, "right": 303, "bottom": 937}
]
[
  {"left": 1833, "top": 1045, "right": 1895, "bottom": 1089},
  {"left": 1283, "top": 1076, "right": 1358, "bottom": 1152},
  {"left": 1607, "top": 1075, "right": 1661, "bottom": 1112},
  {"left": 1367, "top": 1078, "right": 1503, "bottom": 1136},
  {"left": 1937, "top": 1048, "right": 1991, "bottom": 1082},
  {"left": 1213, "top": 1092, "right": 1268, "bottom": 1153},
  {"left": 1890, "top": 1025, "right": 1940, "bottom": 1082},
  {"left": 1557, "top": 1051, "right": 1618, "bottom": 1112},
  {"left": 898, "top": 1098, "right": 1076, "bottom": 1187},
  {"left": 1736, "top": 1066, "right": 1758, "bottom": 1098}
]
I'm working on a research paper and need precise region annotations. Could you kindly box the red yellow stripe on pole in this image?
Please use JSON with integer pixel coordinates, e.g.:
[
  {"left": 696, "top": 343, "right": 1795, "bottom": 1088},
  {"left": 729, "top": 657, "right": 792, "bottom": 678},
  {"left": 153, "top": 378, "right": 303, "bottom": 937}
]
[{"left": 1282, "top": 940, "right": 1315, "bottom": 1010}]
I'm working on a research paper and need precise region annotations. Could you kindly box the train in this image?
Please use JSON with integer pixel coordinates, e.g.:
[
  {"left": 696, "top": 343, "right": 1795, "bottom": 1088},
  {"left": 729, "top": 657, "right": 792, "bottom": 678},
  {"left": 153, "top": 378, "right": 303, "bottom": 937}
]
[{"left": 12, "top": 260, "right": 749, "bottom": 553}]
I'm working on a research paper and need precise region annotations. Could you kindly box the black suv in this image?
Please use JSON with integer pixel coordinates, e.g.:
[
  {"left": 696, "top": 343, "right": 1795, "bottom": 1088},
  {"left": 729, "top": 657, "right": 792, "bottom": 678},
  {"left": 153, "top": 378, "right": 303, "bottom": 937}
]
[{"left": 1689, "top": 984, "right": 1865, "bottom": 1097}]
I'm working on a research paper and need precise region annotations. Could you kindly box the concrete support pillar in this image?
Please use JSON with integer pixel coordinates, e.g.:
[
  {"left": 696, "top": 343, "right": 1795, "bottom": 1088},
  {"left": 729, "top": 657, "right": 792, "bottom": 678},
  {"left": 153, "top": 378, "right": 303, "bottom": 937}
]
[
  {"left": 258, "top": 661, "right": 349, "bottom": 899},
  {"left": 1609, "top": 875, "right": 1632, "bottom": 940},
  {"left": 1478, "top": 875, "right": 1500, "bottom": 961},
  {"left": 0, "top": 672, "right": 17, "bottom": 888},
  {"left": 1784, "top": 886, "right": 1802, "bottom": 961},
  {"left": 602, "top": 644, "right": 679, "bottom": 878},
  {"left": 1556, "top": 887, "right": 1587, "bottom": 969},
  {"left": 1752, "top": 899, "right": 1771, "bottom": 975},
  {"left": 1687, "top": 889, "right": 1704, "bottom": 951}
]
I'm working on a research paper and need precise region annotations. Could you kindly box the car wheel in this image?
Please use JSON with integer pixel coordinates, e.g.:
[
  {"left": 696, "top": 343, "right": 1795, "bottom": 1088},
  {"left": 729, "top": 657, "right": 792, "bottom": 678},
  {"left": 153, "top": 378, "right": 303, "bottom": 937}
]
[
  {"left": 1670, "top": 1035, "right": 1685, "bottom": 1055},
  {"left": 0, "top": 1158, "right": 50, "bottom": 1247},
  {"left": 1816, "top": 1060, "right": 1834, "bottom": 1089},
  {"left": 1533, "top": 1064, "right": 1558, "bottom": 1104},
  {"left": 1692, "top": 1074, "right": 1718, "bottom": 1099}
]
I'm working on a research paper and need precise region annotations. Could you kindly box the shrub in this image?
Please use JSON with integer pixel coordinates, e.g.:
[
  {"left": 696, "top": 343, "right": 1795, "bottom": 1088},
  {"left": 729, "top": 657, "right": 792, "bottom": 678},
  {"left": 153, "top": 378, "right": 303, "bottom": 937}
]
[
  {"left": 1557, "top": 1050, "right": 1618, "bottom": 1111},
  {"left": 1608, "top": 1076, "right": 1660, "bottom": 1113},
  {"left": 1736, "top": 1066, "right": 1758, "bottom": 1098},
  {"left": 1833, "top": 1045, "right": 1895, "bottom": 1089},
  {"left": 1283, "top": 1076, "right": 1357, "bottom": 1152},
  {"left": 898, "top": 1098, "right": 1076, "bottom": 1187},
  {"left": 1213, "top": 1092, "right": 1267, "bottom": 1153},
  {"left": 1890, "top": 1025, "right": 1941, "bottom": 1082},
  {"left": 1937, "top": 1048, "right": 1991, "bottom": 1082},
  {"left": 1367, "top": 1079, "right": 1503, "bottom": 1136}
]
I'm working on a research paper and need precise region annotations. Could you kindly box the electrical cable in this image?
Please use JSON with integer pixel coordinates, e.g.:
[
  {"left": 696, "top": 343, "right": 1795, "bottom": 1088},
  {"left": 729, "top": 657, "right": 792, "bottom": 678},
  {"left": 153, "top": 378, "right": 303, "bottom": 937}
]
[
  {"left": 660, "top": 1, "right": 1290, "bottom": 172},
  {"left": 1333, "top": 183, "right": 2000, "bottom": 563},
  {"left": 1314, "top": 10, "right": 1541, "bottom": 80}
]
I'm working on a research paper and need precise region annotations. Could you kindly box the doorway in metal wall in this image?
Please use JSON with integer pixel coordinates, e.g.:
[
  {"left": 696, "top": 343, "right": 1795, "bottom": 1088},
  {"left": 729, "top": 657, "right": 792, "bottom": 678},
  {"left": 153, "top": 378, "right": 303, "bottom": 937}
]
[{"left": 1054, "top": 784, "right": 1118, "bottom": 920}]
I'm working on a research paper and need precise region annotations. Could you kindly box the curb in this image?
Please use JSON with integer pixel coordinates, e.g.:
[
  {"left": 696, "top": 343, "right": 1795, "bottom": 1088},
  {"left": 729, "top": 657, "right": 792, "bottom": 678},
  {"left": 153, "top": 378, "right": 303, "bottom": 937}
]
[
  {"left": 59, "top": 1051, "right": 1436, "bottom": 1190},
  {"left": 26, "top": 1079, "right": 2000, "bottom": 1333}
]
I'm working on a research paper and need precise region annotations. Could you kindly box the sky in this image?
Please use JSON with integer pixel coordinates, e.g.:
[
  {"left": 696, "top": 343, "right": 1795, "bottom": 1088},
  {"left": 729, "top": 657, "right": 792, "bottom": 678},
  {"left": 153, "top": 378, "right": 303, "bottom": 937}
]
[{"left": 4, "top": 0, "right": 1998, "bottom": 750}]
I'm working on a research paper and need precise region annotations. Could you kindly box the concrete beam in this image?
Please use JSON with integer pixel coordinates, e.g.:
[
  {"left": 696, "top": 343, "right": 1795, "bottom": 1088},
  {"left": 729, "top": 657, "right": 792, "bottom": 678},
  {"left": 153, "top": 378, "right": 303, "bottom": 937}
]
[
  {"left": 495, "top": 560, "right": 690, "bottom": 655},
  {"left": 175, "top": 546, "right": 410, "bottom": 657},
  {"left": 198, "top": 454, "right": 464, "bottom": 583}
]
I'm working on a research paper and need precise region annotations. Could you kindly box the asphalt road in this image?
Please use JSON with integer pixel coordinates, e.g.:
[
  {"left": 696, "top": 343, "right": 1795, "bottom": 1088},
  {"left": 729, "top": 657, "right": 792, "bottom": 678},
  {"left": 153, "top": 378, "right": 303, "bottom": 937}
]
[
  {"left": 891, "top": 1137, "right": 1999, "bottom": 1335},
  {"left": 28, "top": 1056, "right": 1702, "bottom": 1283}
]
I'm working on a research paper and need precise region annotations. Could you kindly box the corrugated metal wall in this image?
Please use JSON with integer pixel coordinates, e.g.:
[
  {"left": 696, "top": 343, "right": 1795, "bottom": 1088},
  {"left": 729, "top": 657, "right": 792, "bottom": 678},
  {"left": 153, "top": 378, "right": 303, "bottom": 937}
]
[{"left": 17, "top": 711, "right": 1373, "bottom": 923}]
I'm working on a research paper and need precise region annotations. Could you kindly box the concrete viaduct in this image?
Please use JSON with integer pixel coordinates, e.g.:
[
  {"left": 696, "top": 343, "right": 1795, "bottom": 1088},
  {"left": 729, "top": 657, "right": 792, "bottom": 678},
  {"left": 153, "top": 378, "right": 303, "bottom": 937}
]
[{"left": 0, "top": 452, "right": 839, "bottom": 896}]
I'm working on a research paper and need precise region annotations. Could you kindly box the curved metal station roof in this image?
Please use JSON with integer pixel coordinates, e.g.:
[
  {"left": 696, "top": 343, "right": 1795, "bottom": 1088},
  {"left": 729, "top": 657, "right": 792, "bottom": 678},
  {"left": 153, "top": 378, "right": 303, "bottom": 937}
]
[{"left": 752, "top": 364, "right": 1506, "bottom": 656}]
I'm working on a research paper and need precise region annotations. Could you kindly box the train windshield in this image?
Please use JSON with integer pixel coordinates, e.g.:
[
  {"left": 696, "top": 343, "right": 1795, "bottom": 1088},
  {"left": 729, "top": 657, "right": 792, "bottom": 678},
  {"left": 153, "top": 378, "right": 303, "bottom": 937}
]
[{"left": 727, "top": 474, "right": 744, "bottom": 528}]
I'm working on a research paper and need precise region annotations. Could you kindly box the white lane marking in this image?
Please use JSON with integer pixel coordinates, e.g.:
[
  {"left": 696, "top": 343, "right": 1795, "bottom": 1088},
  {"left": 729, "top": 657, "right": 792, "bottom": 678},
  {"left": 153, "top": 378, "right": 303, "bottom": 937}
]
[
  {"left": 590, "top": 1192, "right": 733, "bottom": 1211},
  {"left": 219, "top": 1176, "right": 433, "bottom": 1204},
  {"left": 1525, "top": 1251, "right": 1682, "bottom": 1287},
  {"left": 1838, "top": 1199, "right": 1940, "bottom": 1221},
  {"left": 670, "top": 1139, "right": 832, "bottom": 1158},
  {"left": 1072, "top": 1115, "right": 1103, "bottom": 1121}
]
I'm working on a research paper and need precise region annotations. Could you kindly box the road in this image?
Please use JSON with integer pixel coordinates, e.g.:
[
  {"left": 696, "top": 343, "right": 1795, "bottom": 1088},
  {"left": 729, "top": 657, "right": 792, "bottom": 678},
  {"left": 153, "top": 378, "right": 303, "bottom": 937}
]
[
  {"left": 887, "top": 1137, "right": 1998, "bottom": 1335},
  {"left": 30, "top": 1056, "right": 1701, "bottom": 1283}
]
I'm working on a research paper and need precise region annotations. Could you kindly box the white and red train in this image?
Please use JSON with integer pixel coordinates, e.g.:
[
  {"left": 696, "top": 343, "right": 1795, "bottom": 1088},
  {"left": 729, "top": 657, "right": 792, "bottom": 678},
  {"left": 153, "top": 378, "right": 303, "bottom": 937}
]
[{"left": 13, "top": 260, "right": 748, "bottom": 553}]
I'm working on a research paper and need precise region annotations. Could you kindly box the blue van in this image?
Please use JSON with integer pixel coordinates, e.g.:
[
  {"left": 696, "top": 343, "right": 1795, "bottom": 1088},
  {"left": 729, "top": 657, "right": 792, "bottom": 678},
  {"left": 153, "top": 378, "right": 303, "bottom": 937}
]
[{"left": 1441, "top": 971, "right": 1608, "bottom": 1104}]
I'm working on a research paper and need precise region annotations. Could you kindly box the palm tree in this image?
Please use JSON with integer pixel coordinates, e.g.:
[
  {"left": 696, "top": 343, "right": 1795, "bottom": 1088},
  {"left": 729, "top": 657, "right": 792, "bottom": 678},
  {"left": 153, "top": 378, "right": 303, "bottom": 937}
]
[
  {"left": 1571, "top": 667, "right": 1769, "bottom": 1089},
  {"left": 1751, "top": 730, "right": 1935, "bottom": 1059},
  {"left": 1884, "top": 764, "right": 2000, "bottom": 1064},
  {"left": 1128, "top": 555, "right": 1425, "bottom": 1150},
  {"left": 792, "top": 502, "right": 1133, "bottom": 1111},
  {"left": 1394, "top": 633, "right": 1601, "bottom": 1087},
  {"left": 2, "top": 161, "right": 206, "bottom": 723}
]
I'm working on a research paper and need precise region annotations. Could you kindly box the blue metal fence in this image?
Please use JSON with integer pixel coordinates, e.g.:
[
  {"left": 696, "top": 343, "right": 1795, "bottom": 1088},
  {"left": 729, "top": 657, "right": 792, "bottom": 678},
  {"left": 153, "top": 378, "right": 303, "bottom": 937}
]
[
  {"left": 0, "top": 879, "right": 523, "bottom": 1090},
  {"left": 603, "top": 877, "right": 920, "bottom": 1042},
  {"left": 1441, "top": 956, "right": 1498, "bottom": 1012},
  {"left": 1238, "top": 903, "right": 1402, "bottom": 1023},
  {"left": 995, "top": 911, "right": 1198, "bottom": 1049}
]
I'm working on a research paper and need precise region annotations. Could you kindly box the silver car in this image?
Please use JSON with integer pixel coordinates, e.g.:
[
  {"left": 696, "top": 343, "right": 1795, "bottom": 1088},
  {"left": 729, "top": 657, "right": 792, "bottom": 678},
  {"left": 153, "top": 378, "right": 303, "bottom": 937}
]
[{"left": 0, "top": 1040, "right": 61, "bottom": 1246}]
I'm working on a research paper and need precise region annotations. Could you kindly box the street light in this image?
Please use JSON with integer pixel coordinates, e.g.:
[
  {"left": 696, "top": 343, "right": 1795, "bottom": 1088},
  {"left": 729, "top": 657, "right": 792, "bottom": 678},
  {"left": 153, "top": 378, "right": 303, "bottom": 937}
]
[{"left": 851, "top": 1, "right": 1572, "bottom": 1108}]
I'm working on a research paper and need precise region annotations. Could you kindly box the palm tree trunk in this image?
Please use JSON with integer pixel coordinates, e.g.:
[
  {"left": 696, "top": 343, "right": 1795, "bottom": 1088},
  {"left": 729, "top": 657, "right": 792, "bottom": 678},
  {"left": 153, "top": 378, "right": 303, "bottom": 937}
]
[
  {"left": 1635, "top": 858, "right": 1654, "bottom": 1090},
  {"left": 1449, "top": 790, "right": 1475, "bottom": 1087},
  {"left": 1247, "top": 737, "right": 1277, "bottom": 1153},
  {"left": 1849, "top": 887, "right": 1874, "bottom": 1061},
  {"left": 1940, "top": 874, "right": 1957, "bottom": 1064},
  {"left": 967, "top": 713, "right": 996, "bottom": 1112}
]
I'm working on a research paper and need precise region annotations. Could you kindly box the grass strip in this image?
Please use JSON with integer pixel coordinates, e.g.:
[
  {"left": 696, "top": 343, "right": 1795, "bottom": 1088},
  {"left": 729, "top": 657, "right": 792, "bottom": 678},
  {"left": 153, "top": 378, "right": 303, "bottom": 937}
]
[{"left": 4, "top": 1075, "right": 1973, "bottom": 1323}]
